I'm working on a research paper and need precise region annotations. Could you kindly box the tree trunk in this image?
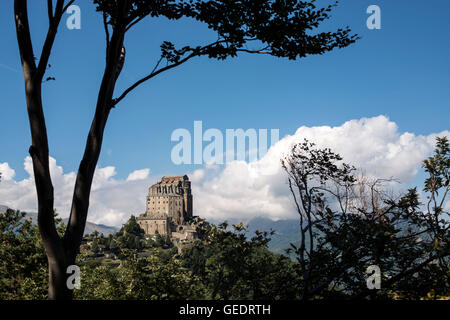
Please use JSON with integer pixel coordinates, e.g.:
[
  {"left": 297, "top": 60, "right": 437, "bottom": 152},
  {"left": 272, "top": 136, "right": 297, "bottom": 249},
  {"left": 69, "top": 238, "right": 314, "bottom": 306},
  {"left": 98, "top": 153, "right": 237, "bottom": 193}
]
[
  {"left": 14, "top": 0, "right": 126, "bottom": 299},
  {"left": 48, "top": 259, "right": 72, "bottom": 300},
  {"left": 62, "top": 25, "right": 125, "bottom": 273}
]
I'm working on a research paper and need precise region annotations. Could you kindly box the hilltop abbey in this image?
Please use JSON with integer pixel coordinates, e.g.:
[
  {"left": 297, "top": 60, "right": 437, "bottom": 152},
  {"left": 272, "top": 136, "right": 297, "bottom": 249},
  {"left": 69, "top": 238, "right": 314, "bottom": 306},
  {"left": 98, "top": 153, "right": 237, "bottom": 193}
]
[{"left": 137, "top": 175, "right": 198, "bottom": 243}]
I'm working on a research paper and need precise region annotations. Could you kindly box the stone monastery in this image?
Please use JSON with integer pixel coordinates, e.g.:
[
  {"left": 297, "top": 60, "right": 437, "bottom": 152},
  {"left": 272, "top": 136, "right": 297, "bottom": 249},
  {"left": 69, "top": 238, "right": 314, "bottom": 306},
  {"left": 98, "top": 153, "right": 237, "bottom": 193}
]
[{"left": 137, "top": 175, "right": 198, "bottom": 243}]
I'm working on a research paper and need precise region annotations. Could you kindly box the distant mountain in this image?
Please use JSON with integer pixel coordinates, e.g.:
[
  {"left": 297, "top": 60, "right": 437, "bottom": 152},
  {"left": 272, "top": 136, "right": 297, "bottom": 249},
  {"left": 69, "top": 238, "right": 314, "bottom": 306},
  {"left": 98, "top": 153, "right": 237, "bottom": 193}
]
[
  {"left": 209, "top": 216, "right": 302, "bottom": 256},
  {"left": 245, "top": 217, "right": 302, "bottom": 255},
  {"left": 66, "top": 219, "right": 118, "bottom": 236},
  {"left": 2, "top": 203, "right": 298, "bottom": 248},
  {"left": 0, "top": 205, "right": 118, "bottom": 236}
]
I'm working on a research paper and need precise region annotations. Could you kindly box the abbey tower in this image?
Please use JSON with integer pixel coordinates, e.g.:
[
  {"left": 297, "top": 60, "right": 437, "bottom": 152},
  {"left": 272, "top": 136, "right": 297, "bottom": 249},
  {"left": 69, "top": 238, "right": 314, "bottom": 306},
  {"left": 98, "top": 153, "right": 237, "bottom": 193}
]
[{"left": 137, "top": 175, "right": 197, "bottom": 242}]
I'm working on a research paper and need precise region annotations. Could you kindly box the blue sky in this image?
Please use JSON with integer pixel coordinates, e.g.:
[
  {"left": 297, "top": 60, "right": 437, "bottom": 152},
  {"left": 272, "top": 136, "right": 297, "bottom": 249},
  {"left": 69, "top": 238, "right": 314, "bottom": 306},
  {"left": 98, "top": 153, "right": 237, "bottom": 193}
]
[
  {"left": 1, "top": 0, "right": 449, "bottom": 180},
  {"left": 0, "top": 1, "right": 449, "bottom": 224}
]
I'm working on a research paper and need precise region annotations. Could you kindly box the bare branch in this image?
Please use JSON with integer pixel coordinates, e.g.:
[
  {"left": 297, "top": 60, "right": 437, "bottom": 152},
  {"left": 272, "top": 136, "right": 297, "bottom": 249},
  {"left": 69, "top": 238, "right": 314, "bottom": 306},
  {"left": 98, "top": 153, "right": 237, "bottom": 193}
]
[
  {"left": 126, "top": 15, "right": 146, "bottom": 32},
  {"left": 103, "top": 11, "right": 110, "bottom": 58},
  {"left": 439, "top": 185, "right": 449, "bottom": 209},
  {"left": 36, "top": 0, "right": 67, "bottom": 79},
  {"left": 112, "top": 38, "right": 267, "bottom": 107},
  {"left": 62, "top": 0, "right": 75, "bottom": 14},
  {"left": 47, "top": 0, "right": 53, "bottom": 23},
  {"left": 237, "top": 47, "right": 270, "bottom": 55},
  {"left": 112, "top": 50, "right": 199, "bottom": 106}
]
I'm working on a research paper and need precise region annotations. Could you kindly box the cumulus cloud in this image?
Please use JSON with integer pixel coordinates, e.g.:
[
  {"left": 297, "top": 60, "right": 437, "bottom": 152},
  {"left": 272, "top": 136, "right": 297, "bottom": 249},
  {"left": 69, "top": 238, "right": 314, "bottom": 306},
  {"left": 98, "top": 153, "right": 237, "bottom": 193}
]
[
  {"left": 127, "top": 168, "right": 150, "bottom": 181},
  {"left": 0, "top": 156, "right": 155, "bottom": 226},
  {"left": 191, "top": 115, "right": 449, "bottom": 221},
  {"left": 0, "top": 115, "right": 447, "bottom": 226},
  {"left": 0, "top": 162, "right": 15, "bottom": 181}
]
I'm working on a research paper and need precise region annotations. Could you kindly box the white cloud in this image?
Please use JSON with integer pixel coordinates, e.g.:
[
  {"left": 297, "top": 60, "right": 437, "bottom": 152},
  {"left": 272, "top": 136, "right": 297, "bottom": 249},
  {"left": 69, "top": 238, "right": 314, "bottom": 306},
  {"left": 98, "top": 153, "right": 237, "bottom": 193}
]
[
  {"left": 190, "top": 115, "right": 449, "bottom": 221},
  {"left": 126, "top": 168, "right": 150, "bottom": 181},
  {"left": 0, "top": 162, "right": 15, "bottom": 181},
  {"left": 0, "top": 115, "right": 448, "bottom": 226},
  {"left": 0, "top": 156, "right": 156, "bottom": 226},
  {"left": 288, "top": 116, "right": 445, "bottom": 182}
]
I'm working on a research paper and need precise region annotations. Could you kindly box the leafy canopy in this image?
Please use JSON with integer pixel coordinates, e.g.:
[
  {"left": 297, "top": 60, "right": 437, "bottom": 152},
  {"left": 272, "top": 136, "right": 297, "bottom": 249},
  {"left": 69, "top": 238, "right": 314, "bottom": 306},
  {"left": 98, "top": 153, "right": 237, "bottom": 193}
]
[
  {"left": 96, "top": 0, "right": 357, "bottom": 59},
  {"left": 93, "top": 0, "right": 358, "bottom": 105}
]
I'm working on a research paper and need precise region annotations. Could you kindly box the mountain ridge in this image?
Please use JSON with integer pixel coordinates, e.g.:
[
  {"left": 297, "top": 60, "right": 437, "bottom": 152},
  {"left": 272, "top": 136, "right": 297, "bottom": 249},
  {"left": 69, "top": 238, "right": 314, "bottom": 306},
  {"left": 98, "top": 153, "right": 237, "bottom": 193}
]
[{"left": 208, "top": 216, "right": 301, "bottom": 255}]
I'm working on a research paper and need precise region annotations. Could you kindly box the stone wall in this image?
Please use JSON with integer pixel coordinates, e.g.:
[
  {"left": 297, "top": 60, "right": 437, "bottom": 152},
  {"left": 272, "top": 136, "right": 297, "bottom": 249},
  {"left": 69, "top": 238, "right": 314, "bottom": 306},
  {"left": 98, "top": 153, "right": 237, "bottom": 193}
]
[{"left": 137, "top": 175, "right": 196, "bottom": 241}]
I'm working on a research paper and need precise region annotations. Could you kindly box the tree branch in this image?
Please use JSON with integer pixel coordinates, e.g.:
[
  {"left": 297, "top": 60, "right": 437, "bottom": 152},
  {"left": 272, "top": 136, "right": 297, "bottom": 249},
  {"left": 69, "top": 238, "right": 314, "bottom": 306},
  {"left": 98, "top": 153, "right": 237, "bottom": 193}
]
[
  {"left": 112, "top": 38, "right": 264, "bottom": 107},
  {"left": 63, "top": 24, "right": 126, "bottom": 262},
  {"left": 47, "top": 0, "right": 53, "bottom": 23},
  {"left": 36, "top": 0, "right": 68, "bottom": 80},
  {"left": 112, "top": 50, "right": 198, "bottom": 106},
  {"left": 125, "top": 14, "right": 146, "bottom": 32},
  {"left": 103, "top": 11, "right": 110, "bottom": 59},
  {"left": 62, "top": 0, "right": 75, "bottom": 14}
]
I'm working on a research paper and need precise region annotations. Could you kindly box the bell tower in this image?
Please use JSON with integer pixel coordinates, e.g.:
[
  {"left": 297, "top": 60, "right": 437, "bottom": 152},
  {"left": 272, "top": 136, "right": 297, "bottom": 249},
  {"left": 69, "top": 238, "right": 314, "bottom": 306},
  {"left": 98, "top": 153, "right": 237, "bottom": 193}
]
[{"left": 181, "top": 176, "right": 193, "bottom": 219}]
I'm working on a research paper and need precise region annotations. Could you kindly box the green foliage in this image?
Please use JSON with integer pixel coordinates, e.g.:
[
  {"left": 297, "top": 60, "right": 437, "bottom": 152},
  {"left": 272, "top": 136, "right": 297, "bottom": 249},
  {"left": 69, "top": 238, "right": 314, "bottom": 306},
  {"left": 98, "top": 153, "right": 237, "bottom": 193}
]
[
  {"left": 0, "top": 209, "right": 68, "bottom": 299},
  {"left": 74, "top": 220, "right": 300, "bottom": 300},
  {"left": 182, "top": 221, "right": 300, "bottom": 299},
  {"left": 155, "top": 232, "right": 173, "bottom": 248},
  {"left": 75, "top": 248, "right": 207, "bottom": 300},
  {"left": 91, "top": 238, "right": 99, "bottom": 254},
  {"left": 423, "top": 137, "right": 449, "bottom": 195},
  {"left": 0, "top": 210, "right": 47, "bottom": 299},
  {"left": 112, "top": 215, "right": 147, "bottom": 252}
]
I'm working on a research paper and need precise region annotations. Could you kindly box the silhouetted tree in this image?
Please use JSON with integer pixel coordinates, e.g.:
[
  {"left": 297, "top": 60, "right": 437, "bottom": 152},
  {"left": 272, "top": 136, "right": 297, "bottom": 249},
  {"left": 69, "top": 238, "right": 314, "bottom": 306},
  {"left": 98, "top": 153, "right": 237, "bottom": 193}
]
[{"left": 282, "top": 138, "right": 449, "bottom": 300}]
